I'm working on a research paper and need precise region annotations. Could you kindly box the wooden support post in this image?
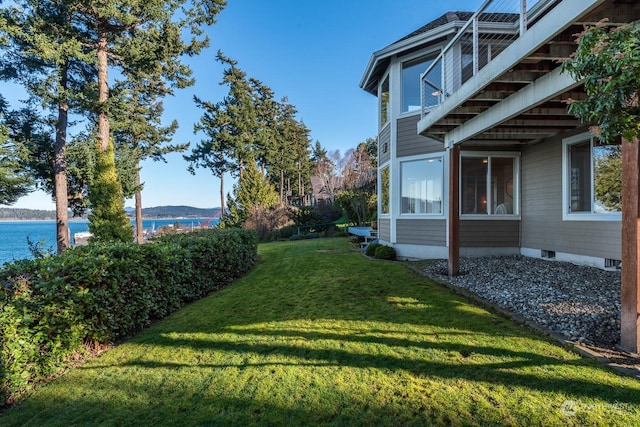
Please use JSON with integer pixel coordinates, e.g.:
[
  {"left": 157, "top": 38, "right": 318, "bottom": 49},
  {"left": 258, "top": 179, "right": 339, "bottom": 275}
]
[
  {"left": 448, "top": 144, "right": 460, "bottom": 276},
  {"left": 621, "top": 137, "right": 640, "bottom": 354}
]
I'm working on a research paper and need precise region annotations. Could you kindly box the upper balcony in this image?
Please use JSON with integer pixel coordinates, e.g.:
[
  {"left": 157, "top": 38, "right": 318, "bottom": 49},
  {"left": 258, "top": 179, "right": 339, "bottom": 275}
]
[{"left": 417, "top": 0, "right": 639, "bottom": 147}]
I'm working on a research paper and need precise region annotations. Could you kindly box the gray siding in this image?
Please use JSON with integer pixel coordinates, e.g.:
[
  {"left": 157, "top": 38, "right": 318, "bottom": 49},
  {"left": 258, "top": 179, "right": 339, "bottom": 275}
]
[
  {"left": 378, "top": 218, "right": 391, "bottom": 241},
  {"left": 460, "top": 220, "right": 520, "bottom": 247},
  {"left": 379, "top": 125, "right": 391, "bottom": 165},
  {"left": 397, "top": 115, "right": 444, "bottom": 157},
  {"left": 396, "top": 219, "right": 446, "bottom": 246},
  {"left": 520, "top": 134, "right": 621, "bottom": 259}
]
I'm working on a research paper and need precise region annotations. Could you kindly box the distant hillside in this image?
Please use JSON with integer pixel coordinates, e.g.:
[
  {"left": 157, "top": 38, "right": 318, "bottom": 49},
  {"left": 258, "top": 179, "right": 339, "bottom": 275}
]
[
  {"left": 1, "top": 206, "right": 221, "bottom": 220},
  {"left": 0, "top": 208, "right": 57, "bottom": 220},
  {"left": 132, "top": 205, "right": 222, "bottom": 218}
]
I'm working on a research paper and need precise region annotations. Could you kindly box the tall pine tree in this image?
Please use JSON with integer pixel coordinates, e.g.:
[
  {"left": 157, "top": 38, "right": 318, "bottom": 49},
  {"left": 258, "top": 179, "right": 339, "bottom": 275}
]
[
  {"left": 112, "top": 78, "right": 185, "bottom": 243},
  {"left": 0, "top": 97, "right": 32, "bottom": 205},
  {"left": 1, "top": 0, "right": 95, "bottom": 251}
]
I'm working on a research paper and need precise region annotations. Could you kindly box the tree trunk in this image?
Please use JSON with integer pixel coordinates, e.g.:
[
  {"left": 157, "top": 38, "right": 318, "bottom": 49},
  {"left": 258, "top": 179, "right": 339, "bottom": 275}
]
[
  {"left": 219, "top": 173, "right": 225, "bottom": 220},
  {"left": 54, "top": 67, "right": 70, "bottom": 253},
  {"left": 280, "top": 169, "right": 284, "bottom": 202},
  {"left": 97, "top": 28, "right": 109, "bottom": 153},
  {"left": 134, "top": 168, "right": 143, "bottom": 244}
]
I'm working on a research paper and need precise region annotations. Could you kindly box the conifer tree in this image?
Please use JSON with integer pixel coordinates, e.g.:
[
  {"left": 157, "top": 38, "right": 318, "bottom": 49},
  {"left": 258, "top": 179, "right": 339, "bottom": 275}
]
[
  {"left": 1, "top": 0, "right": 95, "bottom": 251},
  {"left": 87, "top": 140, "right": 132, "bottom": 243},
  {"left": 0, "top": 97, "right": 32, "bottom": 205},
  {"left": 186, "top": 51, "right": 258, "bottom": 217},
  {"left": 112, "top": 79, "right": 185, "bottom": 243},
  {"left": 226, "top": 158, "right": 279, "bottom": 228},
  {"left": 2, "top": 0, "right": 225, "bottom": 245},
  {"left": 72, "top": 0, "right": 224, "bottom": 237}
]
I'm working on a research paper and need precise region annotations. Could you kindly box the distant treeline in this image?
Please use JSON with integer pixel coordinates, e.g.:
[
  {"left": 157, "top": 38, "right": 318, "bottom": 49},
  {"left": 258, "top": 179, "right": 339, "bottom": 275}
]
[
  {"left": 0, "top": 208, "right": 57, "bottom": 220},
  {"left": 0, "top": 205, "right": 221, "bottom": 221},
  {"left": 132, "top": 205, "right": 222, "bottom": 219}
]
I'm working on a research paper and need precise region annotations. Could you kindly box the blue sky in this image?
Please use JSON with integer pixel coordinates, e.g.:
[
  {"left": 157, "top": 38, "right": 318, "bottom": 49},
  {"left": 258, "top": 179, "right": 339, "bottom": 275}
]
[{"left": 11, "top": 0, "right": 483, "bottom": 210}]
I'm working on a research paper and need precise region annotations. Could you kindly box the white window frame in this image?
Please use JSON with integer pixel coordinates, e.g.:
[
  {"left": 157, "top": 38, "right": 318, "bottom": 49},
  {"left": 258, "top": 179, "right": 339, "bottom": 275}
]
[
  {"left": 400, "top": 48, "right": 442, "bottom": 118},
  {"left": 562, "top": 133, "right": 621, "bottom": 221},
  {"left": 399, "top": 153, "right": 445, "bottom": 218},
  {"left": 379, "top": 164, "right": 391, "bottom": 217},
  {"left": 379, "top": 71, "right": 391, "bottom": 130},
  {"left": 460, "top": 151, "right": 520, "bottom": 220}
]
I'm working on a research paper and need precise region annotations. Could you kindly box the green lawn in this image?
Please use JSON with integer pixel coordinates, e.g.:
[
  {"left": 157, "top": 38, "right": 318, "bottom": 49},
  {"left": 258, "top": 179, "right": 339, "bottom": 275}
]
[{"left": 2, "top": 237, "right": 639, "bottom": 426}]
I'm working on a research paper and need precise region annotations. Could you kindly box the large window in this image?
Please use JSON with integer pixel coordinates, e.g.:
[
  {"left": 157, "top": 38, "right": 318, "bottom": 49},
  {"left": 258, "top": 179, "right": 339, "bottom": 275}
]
[
  {"left": 461, "top": 154, "right": 517, "bottom": 216},
  {"left": 402, "top": 53, "right": 440, "bottom": 112},
  {"left": 380, "top": 75, "right": 390, "bottom": 127},
  {"left": 401, "top": 157, "right": 443, "bottom": 214},
  {"left": 564, "top": 134, "right": 621, "bottom": 217},
  {"left": 381, "top": 166, "right": 390, "bottom": 214}
]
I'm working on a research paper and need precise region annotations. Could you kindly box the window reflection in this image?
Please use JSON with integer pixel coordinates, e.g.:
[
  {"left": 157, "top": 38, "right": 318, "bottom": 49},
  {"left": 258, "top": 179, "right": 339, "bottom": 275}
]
[
  {"left": 381, "top": 166, "right": 390, "bottom": 214},
  {"left": 401, "top": 158, "right": 443, "bottom": 214}
]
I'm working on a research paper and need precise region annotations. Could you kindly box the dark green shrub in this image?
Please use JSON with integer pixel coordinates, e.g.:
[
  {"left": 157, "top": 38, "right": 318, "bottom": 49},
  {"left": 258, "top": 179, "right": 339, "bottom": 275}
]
[
  {"left": 365, "top": 242, "right": 381, "bottom": 257},
  {"left": 0, "top": 228, "right": 257, "bottom": 406},
  {"left": 374, "top": 245, "right": 396, "bottom": 260},
  {"left": 277, "top": 226, "right": 298, "bottom": 240},
  {"left": 290, "top": 233, "right": 303, "bottom": 241},
  {"left": 306, "top": 232, "right": 319, "bottom": 239},
  {"left": 323, "top": 225, "right": 339, "bottom": 237}
]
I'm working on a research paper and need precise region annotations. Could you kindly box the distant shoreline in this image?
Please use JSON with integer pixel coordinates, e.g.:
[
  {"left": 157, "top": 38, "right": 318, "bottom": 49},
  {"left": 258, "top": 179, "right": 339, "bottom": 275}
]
[{"left": 0, "top": 217, "right": 212, "bottom": 222}]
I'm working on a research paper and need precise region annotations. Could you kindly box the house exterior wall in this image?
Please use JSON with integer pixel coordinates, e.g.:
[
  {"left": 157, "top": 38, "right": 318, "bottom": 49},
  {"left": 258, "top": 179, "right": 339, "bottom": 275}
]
[
  {"left": 378, "top": 218, "right": 391, "bottom": 242},
  {"left": 460, "top": 220, "right": 520, "bottom": 247},
  {"left": 362, "top": 5, "right": 624, "bottom": 269},
  {"left": 396, "top": 219, "right": 446, "bottom": 245},
  {"left": 397, "top": 115, "right": 444, "bottom": 158},
  {"left": 520, "top": 133, "right": 622, "bottom": 261}
]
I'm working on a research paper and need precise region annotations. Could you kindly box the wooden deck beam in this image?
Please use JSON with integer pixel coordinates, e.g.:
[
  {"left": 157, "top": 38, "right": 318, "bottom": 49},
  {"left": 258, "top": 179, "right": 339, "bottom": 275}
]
[
  {"left": 448, "top": 144, "right": 460, "bottom": 276},
  {"left": 621, "top": 137, "right": 640, "bottom": 354}
]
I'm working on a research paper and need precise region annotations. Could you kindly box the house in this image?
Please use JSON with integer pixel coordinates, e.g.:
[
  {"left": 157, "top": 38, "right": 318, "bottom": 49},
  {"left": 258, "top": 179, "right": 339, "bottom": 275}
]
[{"left": 360, "top": 0, "right": 639, "bottom": 269}]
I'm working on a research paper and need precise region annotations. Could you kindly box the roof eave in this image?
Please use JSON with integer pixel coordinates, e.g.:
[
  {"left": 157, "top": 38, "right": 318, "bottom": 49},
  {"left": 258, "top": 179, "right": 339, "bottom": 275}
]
[{"left": 359, "top": 21, "right": 461, "bottom": 95}]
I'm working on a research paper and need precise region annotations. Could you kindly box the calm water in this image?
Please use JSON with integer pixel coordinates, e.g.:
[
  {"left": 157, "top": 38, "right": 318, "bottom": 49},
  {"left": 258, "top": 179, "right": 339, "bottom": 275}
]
[{"left": 0, "top": 218, "right": 218, "bottom": 265}]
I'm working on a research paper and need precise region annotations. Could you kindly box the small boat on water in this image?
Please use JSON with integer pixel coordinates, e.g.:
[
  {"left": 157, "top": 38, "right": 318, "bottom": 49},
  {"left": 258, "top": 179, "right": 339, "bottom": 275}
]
[{"left": 73, "top": 231, "right": 92, "bottom": 246}]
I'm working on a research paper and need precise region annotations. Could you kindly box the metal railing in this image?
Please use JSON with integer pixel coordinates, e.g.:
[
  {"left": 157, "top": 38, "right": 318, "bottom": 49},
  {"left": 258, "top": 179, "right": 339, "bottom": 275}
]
[{"left": 420, "top": 0, "right": 558, "bottom": 116}]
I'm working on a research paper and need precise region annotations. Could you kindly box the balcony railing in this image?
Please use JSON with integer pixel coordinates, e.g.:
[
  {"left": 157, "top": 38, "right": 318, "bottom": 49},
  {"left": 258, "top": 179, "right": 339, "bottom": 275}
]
[{"left": 420, "top": 0, "right": 558, "bottom": 117}]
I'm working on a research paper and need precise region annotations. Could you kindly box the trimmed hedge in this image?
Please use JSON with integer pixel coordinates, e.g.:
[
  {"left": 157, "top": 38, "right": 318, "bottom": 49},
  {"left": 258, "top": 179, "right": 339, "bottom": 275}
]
[
  {"left": 374, "top": 245, "right": 396, "bottom": 260},
  {"left": 365, "top": 242, "right": 381, "bottom": 257},
  {"left": 0, "top": 228, "right": 257, "bottom": 406}
]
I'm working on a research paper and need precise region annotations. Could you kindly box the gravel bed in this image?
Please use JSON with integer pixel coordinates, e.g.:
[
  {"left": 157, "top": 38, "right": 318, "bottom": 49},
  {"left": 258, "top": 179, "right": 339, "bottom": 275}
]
[{"left": 423, "top": 255, "right": 621, "bottom": 349}]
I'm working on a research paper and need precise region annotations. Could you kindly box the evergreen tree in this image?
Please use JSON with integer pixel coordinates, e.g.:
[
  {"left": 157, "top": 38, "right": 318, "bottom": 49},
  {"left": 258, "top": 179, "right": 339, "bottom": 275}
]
[
  {"left": 187, "top": 52, "right": 316, "bottom": 223},
  {"left": 71, "top": 0, "right": 224, "bottom": 236},
  {"left": 311, "top": 140, "right": 328, "bottom": 165},
  {"left": 112, "top": 79, "right": 185, "bottom": 243},
  {"left": 186, "top": 51, "right": 258, "bottom": 217},
  {"left": 268, "top": 98, "right": 312, "bottom": 205},
  {"left": 226, "top": 158, "right": 279, "bottom": 228},
  {"left": 0, "top": 98, "right": 32, "bottom": 205},
  {"left": 1, "top": 0, "right": 95, "bottom": 251},
  {"left": 2, "top": 0, "right": 225, "bottom": 247},
  {"left": 87, "top": 140, "right": 132, "bottom": 243}
]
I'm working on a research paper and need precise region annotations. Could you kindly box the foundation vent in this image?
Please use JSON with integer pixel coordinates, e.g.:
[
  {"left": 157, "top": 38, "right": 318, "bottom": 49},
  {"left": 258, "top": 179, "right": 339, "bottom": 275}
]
[
  {"left": 541, "top": 250, "right": 555, "bottom": 259},
  {"left": 605, "top": 258, "right": 621, "bottom": 269}
]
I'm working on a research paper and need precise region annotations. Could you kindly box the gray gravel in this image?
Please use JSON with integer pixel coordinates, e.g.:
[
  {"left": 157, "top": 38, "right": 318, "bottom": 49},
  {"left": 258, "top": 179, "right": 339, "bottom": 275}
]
[{"left": 423, "top": 256, "right": 621, "bottom": 348}]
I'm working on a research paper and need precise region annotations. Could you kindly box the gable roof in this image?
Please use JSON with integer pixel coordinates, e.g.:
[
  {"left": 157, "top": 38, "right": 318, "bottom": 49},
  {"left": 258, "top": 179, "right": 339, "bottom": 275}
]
[
  {"left": 394, "top": 11, "right": 474, "bottom": 44},
  {"left": 360, "top": 11, "right": 471, "bottom": 95},
  {"left": 360, "top": 11, "right": 520, "bottom": 95}
]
